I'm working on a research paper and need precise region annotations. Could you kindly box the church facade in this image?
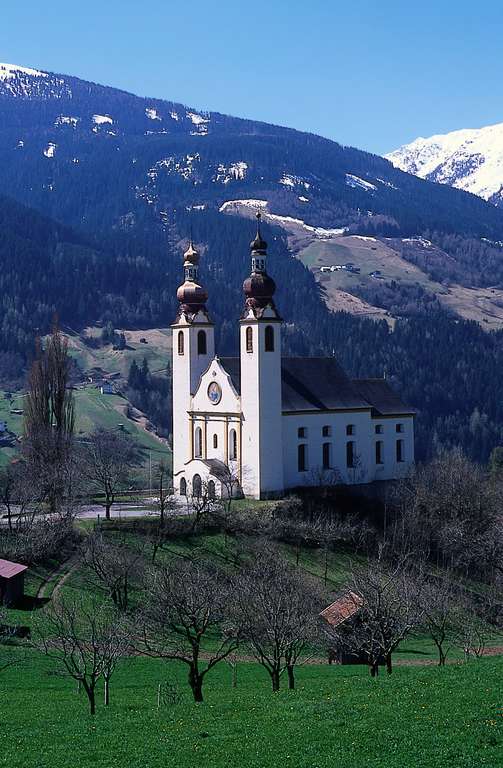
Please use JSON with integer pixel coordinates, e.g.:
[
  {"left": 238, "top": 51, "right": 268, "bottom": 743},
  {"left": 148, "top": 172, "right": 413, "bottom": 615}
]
[{"left": 172, "top": 215, "right": 415, "bottom": 500}]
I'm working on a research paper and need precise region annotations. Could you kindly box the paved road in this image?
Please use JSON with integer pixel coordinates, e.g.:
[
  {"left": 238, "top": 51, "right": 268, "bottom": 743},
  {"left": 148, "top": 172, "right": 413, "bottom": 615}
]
[{"left": 0, "top": 500, "right": 189, "bottom": 526}]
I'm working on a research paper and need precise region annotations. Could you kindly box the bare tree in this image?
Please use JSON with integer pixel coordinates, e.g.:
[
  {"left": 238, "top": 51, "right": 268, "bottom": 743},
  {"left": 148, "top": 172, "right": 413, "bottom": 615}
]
[
  {"left": 391, "top": 449, "right": 503, "bottom": 578},
  {"left": 152, "top": 459, "right": 175, "bottom": 528},
  {"left": 211, "top": 461, "right": 243, "bottom": 514},
  {"left": 420, "top": 575, "right": 462, "bottom": 666},
  {"left": 84, "top": 429, "right": 141, "bottom": 520},
  {"left": 233, "top": 548, "right": 322, "bottom": 691},
  {"left": 34, "top": 597, "right": 127, "bottom": 715},
  {"left": 0, "top": 465, "right": 15, "bottom": 534},
  {"left": 186, "top": 478, "right": 222, "bottom": 533},
  {"left": 141, "top": 559, "right": 237, "bottom": 702},
  {"left": 100, "top": 616, "right": 130, "bottom": 706},
  {"left": 82, "top": 530, "right": 144, "bottom": 611},
  {"left": 329, "top": 556, "right": 423, "bottom": 676}
]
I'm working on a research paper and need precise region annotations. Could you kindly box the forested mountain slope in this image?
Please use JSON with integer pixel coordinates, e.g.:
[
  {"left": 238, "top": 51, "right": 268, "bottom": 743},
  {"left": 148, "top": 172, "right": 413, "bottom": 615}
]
[{"left": 0, "top": 63, "right": 502, "bottom": 462}]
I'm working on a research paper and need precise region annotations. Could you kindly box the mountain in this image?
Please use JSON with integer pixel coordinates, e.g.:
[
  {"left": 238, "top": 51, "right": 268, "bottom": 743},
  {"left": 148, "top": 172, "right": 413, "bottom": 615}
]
[
  {"left": 386, "top": 123, "right": 503, "bottom": 207},
  {"left": 1, "top": 63, "right": 503, "bottom": 463},
  {"left": 2, "top": 62, "right": 503, "bottom": 241}
]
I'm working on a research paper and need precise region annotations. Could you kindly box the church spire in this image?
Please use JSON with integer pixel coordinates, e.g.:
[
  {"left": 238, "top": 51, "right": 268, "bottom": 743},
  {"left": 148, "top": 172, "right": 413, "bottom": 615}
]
[
  {"left": 176, "top": 238, "right": 208, "bottom": 316},
  {"left": 242, "top": 212, "right": 278, "bottom": 317}
]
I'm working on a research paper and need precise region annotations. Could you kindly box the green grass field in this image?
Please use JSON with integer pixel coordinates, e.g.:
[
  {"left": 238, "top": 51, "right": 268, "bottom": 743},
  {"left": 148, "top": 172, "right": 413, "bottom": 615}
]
[
  {"left": 66, "top": 326, "right": 172, "bottom": 378},
  {"left": 2, "top": 522, "right": 503, "bottom": 767},
  {"left": 1, "top": 649, "right": 502, "bottom": 768},
  {"left": 0, "top": 385, "right": 171, "bottom": 470}
]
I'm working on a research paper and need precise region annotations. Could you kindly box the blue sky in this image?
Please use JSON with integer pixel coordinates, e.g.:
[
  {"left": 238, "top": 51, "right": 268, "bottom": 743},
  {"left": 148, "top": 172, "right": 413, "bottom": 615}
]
[{"left": 1, "top": 0, "right": 502, "bottom": 154}]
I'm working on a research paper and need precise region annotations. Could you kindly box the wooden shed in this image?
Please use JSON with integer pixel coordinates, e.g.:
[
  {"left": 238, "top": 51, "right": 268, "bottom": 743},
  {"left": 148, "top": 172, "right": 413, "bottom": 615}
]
[{"left": 0, "top": 558, "right": 28, "bottom": 607}]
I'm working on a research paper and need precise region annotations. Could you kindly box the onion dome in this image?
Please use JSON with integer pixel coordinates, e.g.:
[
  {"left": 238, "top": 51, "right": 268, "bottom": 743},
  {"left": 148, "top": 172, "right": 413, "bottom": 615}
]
[
  {"left": 183, "top": 240, "right": 200, "bottom": 266},
  {"left": 176, "top": 239, "right": 208, "bottom": 313},
  {"left": 243, "top": 272, "right": 276, "bottom": 309},
  {"left": 176, "top": 280, "right": 208, "bottom": 312},
  {"left": 243, "top": 212, "right": 276, "bottom": 310},
  {"left": 250, "top": 220, "right": 267, "bottom": 254}
]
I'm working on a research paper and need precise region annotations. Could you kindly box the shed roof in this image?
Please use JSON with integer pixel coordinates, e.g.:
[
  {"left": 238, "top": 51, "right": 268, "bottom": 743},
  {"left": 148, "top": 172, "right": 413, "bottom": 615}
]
[
  {"left": 320, "top": 591, "right": 364, "bottom": 627},
  {"left": 0, "top": 558, "right": 28, "bottom": 579},
  {"left": 219, "top": 357, "right": 412, "bottom": 415}
]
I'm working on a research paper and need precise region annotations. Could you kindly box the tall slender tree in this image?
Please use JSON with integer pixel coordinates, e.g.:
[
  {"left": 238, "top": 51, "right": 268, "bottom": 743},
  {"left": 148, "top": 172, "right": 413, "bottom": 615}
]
[{"left": 23, "top": 323, "right": 76, "bottom": 512}]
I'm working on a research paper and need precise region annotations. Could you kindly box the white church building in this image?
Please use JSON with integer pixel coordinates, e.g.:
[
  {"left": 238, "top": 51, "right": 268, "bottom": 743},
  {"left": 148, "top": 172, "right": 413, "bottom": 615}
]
[{"left": 172, "top": 214, "right": 415, "bottom": 499}]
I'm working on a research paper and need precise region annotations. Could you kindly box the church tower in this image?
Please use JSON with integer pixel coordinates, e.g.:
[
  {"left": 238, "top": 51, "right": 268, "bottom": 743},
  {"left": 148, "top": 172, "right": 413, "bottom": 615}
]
[
  {"left": 239, "top": 214, "right": 284, "bottom": 498},
  {"left": 172, "top": 240, "right": 214, "bottom": 489}
]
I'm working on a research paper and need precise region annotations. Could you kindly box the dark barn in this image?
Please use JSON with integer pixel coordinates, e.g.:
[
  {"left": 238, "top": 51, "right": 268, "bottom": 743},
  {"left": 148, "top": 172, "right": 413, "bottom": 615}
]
[{"left": 0, "top": 558, "right": 28, "bottom": 607}]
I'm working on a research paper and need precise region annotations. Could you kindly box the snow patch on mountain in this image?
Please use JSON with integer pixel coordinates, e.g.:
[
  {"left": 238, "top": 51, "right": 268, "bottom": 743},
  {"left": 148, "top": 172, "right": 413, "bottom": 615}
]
[
  {"left": 214, "top": 161, "right": 248, "bottom": 183},
  {"left": 186, "top": 111, "right": 209, "bottom": 126},
  {"left": 345, "top": 174, "right": 377, "bottom": 192},
  {"left": 279, "top": 173, "right": 310, "bottom": 189},
  {"left": 145, "top": 108, "right": 161, "bottom": 121},
  {"left": 43, "top": 143, "right": 56, "bottom": 158},
  {"left": 220, "top": 200, "right": 347, "bottom": 238},
  {"left": 92, "top": 114, "right": 113, "bottom": 125},
  {"left": 386, "top": 123, "right": 503, "bottom": 203},
  {"left": 147, "top": 153, "right": 201, "bottom": 182},
  {"left": 0, "top": 63, "right": 47, "bottom": 80},
  {"left": 55, "top": 115, "right": 79, "bottom": 127}
]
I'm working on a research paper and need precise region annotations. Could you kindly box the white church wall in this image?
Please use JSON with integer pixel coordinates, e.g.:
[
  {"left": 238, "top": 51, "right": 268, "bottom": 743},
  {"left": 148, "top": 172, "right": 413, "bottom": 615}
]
[
  {"left": 171, "top": 315, "right": 215, "bottom": 489},
  {"left": 370, "top": 416, "right": 415, "bottom": 481},
  {"left": 240, "top": 320, "right": 284, "bottom": 498},
  {"left": 282, "top": 410, "right": 375, "bottom": 489}
]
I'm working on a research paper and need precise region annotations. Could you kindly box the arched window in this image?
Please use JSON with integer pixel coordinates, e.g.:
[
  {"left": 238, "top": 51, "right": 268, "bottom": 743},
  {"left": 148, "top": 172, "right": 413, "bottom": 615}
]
[
  {"left": 197, "top": 330, "right": 207, "bottom": 355},
  {"left": 208, "top": 480, "right": 216, "bottom": 499},
  {"left": 213, "top": 434, "right": 218, "bottom": 449},
  {"left": 177, "top": 330, "right": 184, "bottom": 356},
  {"left": 229, "top": 429, "right": 237, "bottom": 460},
  {"left": 265, "top": 325, "right": 274, "bottom": 352},
  {"left": 346, "top": 441, "right": 355, "bottom": 468},
  {"left": 179, "top": 477, "right": 187, "bottom": 496},
  {"left": 246, "top": 326, "right": 253, "bottom": 353},
  {"left": 192, "top": 474, "right": 202, "bottom": 498},
  {"left": 298, "top": 443, "right": 307, "bottom": 472},
  {"left": 195, "top": 426, "right": 203, "bottom": 458}
]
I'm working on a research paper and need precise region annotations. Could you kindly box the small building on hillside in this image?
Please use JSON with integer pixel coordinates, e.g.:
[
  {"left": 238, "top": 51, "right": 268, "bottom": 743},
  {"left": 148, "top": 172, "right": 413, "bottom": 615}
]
[
  {"left": 100, "top": 382, "right": 114, "bottom": 395},
  {"left": 321, "top": 591, "right": 368, "bottom": 665},
  {"left": 0, "top": 558, "right": 28, "bottom": 607}
]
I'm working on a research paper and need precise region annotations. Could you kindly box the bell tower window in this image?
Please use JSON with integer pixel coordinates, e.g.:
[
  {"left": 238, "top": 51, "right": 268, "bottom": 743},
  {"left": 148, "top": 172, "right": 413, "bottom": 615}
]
[
  {"left": 178, "top": 331, "right": 184, "bottom": 356},
  {"left": 246, "top": 326, "right": 253, "bottom": 353},
  {"left": 197, "top": 330, "right": 207, "bottom": 355},
  {"left": 195, "top": 427, "right": 203, "bottom": 458},
  {"left": 229, "top": 429, "right": 237, "bottom": 460},
  {"left": 265, "top": 325, "right": 274, "bottom": 352}
]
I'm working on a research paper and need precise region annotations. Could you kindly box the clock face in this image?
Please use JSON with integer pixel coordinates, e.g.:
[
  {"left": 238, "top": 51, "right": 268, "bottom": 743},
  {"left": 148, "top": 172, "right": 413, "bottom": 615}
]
[{"left": 207, "top": 381, "right": 222, "bottom": 405}]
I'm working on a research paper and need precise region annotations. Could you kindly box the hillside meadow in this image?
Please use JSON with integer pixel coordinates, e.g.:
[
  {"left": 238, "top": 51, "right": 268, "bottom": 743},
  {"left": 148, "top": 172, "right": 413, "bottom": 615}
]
[{"left": 1, "top": 650, "right": 502, "bottom": 768}]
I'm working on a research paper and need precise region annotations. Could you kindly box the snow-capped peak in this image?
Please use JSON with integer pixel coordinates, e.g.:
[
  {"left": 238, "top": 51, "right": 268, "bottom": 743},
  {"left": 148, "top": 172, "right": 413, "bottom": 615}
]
[
  {"left": 0, "top": 63, "right": 47, "bottom": 80},
  {"left": 385, "top": 122, "right": 503, "bottom": 204}
]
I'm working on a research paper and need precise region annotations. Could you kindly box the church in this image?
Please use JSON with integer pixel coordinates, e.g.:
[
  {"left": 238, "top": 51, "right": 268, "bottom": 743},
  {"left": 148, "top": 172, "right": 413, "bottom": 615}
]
[{"left": 172, "top": 214, "right": 415, "bottom": 500}]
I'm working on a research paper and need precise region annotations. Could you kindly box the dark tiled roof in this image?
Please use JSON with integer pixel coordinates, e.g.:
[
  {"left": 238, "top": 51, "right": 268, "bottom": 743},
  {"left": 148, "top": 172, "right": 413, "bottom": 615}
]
[
  {"left": 219, "top": 357, "right": 413, "bottom": 415},
  {"left": 320, "top": 591, "right": 364, "bottom": 627},
  {"left": 352, "top": 378, "right": 415, "bottom": 417}
]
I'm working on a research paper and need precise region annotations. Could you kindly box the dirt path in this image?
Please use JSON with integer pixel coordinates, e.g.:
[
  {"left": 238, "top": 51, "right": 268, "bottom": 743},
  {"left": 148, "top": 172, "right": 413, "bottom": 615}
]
[{"left": 35, "top": 554, "right": 79, "bottom": 601}]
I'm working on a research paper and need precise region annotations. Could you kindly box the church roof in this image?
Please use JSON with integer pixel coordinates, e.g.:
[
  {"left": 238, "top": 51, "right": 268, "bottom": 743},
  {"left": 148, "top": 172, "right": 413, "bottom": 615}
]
[
  {"left": 219, "top": 357, "right": 413, "bottom": 415},
  {"left": 352, "top": 378, "right": 415, "bottom": 417}
]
